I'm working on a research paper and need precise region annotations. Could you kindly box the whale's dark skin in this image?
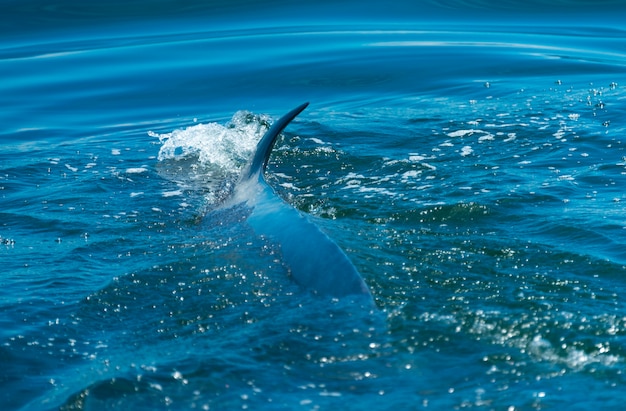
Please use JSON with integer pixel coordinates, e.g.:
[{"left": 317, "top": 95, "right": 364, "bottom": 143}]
[{"left": 222, "top": 102, "right": 373, "bottom": 304}]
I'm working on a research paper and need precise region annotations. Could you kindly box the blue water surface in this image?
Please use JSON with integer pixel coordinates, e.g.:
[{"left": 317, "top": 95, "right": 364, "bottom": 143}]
[{"left": 2, "top": 1, "right": 626, "bottom": 409}]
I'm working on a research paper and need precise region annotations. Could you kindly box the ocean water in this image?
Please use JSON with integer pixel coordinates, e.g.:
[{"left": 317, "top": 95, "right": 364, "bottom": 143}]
[{"left": 2, "top": 1, "right": 626, "bottom": 409}]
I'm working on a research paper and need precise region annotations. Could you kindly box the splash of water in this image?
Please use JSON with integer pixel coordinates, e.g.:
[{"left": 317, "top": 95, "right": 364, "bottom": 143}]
[{"left": 149, "top": 110, "right": 271, "bottom": 205}]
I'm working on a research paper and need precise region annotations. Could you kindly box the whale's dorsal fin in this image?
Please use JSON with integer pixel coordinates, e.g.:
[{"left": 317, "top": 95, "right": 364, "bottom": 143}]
[
  {"left": 241, "top": 102, "right": 309, "bottom": 182},
  {"left": 235, "top": 102, "right": 373, "bottom": 304}
]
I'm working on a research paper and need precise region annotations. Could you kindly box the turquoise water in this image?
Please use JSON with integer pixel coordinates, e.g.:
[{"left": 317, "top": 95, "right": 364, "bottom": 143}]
[{"left": 2, "top": 1, "right": 626, "bottom": 409}]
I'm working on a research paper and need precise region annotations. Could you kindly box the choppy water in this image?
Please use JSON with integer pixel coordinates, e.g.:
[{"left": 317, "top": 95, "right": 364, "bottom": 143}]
[{"left": 2, "top": 1, "right": 626, "bottom": 409}]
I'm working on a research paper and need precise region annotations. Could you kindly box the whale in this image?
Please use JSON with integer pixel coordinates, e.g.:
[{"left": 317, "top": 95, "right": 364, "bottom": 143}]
[{"left": 219, "top": 102, "right": 374, "bottom": 304}]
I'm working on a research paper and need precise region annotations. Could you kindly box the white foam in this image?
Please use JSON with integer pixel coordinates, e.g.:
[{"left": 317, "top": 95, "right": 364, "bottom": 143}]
[
  {"left": 409, "top": 154, "right": 427, "bottom": 162},
  {"left": 460, "top": 146, "right": 473, "bottom": 157},
  {"left": 527, "top": 334, "right": 619, "bottom": 370},
  {"left": 279, "top": 182, "right": 299, "bottom": 190},
  {"left": 126, "top": 167, "right": 148, "bottom": 174},
  {"left": 415, "top": 184, "right": 433, "bottom": 190},
  {"left": 503, "top": 133, "right": 516, "bottom": 142},
  {"left": 162, "top": 190, "right": 182, "bottom": 197},
  {"left": 402, "top": 170, "right": 421, "bottom": 179},
  {"left": 447, "top": 129, "right": 477, "bottom": 138},
  {"left": 151, "top": 110, "right": 270, "bottom": 176},
  {"left": 448, "top": 129, "right": 495, "bottom": 142}
]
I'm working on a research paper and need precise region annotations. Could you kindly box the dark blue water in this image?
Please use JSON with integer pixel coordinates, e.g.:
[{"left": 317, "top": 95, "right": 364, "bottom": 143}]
[{"left": 2, "top": 1, "right": 626, "bottom": 409}]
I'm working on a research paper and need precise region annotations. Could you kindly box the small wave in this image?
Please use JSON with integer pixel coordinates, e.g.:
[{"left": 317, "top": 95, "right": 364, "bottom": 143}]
[{"left": 125, "top": 167, "right": 148, "bottom": 174}]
